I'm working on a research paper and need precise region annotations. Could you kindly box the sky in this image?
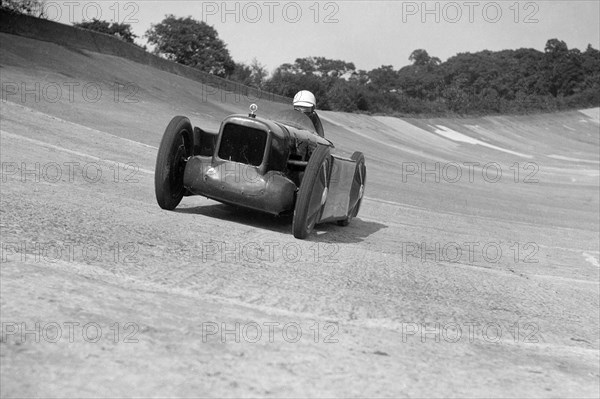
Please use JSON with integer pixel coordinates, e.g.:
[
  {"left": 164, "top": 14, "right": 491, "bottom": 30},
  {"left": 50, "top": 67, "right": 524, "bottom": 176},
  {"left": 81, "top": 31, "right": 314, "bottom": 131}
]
[{"left": 47, "top": 0, "right": 600, "bottom": 73}]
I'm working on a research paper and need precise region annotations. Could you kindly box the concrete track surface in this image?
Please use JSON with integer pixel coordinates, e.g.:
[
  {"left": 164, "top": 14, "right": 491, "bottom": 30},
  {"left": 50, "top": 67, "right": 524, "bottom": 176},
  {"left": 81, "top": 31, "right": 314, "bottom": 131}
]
[{"left": 1, "top": 33, "right": 599, "bottom": 397}]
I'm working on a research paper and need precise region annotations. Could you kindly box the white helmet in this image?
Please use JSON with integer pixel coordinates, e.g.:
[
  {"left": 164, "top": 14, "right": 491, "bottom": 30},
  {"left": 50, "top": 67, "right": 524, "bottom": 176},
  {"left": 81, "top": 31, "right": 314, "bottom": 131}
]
[{"left": 293, "top": 90, "right": 316, "bottom": 109}]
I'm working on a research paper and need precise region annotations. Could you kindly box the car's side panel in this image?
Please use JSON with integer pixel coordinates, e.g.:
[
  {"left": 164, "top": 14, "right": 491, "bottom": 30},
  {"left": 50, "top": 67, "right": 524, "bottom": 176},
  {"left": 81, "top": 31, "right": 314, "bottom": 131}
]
[{"left": 319, "top": 155, "right": 357, "bottom": 222}]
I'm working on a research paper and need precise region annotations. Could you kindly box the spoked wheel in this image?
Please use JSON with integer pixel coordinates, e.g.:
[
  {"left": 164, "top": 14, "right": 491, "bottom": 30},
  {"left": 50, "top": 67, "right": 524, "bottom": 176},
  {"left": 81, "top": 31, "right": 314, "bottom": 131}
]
[
  {"left": 292, "top": 145, "right": 331, "bottom": 239},
  {"left": 337, "top": 151, "right": 366, "bottom": 227},
  {"left": 155, "top": 116, "right": 194, "bottom": 210}
]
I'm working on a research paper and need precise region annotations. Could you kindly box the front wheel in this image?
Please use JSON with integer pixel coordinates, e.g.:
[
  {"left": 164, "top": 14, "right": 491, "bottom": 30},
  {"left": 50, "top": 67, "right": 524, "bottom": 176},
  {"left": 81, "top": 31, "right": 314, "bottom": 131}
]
[
  {"left": 292, "top": 145, "right": 331, "bottom": 239},
  {"left": 155, "top": 116, "right": 194, "bottom": 210}
]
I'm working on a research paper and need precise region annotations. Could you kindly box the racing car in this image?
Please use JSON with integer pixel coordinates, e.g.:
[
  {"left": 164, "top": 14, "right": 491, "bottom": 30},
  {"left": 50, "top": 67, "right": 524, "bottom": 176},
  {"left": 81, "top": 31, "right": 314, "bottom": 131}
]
[{"left": 154, "top": 104, "right": 366, "bottom": 239}]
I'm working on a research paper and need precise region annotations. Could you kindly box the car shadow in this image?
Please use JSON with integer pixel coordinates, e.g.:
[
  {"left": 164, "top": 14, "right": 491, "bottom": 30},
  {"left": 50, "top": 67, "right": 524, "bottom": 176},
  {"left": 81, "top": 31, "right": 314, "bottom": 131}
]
[
  {"left": 174, "top": 204, "right": 387, "bottom": 243},
  {"left": 174, "top": 204, "right": 293, "bottom": 235},
  {"left": 311, "top": 218, "right": 388, "bottom": 244}
]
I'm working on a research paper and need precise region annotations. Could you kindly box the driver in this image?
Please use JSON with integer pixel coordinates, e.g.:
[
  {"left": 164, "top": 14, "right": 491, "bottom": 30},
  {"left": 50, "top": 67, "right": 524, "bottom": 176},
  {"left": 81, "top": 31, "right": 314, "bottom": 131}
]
[{"left": 293, "top": 90, "right": 325, "bottom": 137}]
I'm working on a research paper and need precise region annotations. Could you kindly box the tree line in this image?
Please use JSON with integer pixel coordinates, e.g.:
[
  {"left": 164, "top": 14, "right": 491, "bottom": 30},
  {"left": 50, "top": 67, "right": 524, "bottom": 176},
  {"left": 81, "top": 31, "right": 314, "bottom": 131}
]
[
  {"left": 263, "top": 42, "right": 599, "bottom": 116},
  {"left": 4, "top": 2, "right": 599, "bottom": 116}
]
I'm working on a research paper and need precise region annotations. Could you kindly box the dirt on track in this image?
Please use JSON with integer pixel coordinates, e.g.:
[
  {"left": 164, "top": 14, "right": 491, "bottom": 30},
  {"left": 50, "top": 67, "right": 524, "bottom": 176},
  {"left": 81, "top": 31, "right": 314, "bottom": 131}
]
[{"left": 1, "top": 33, "right": 599, "bottom": 397}]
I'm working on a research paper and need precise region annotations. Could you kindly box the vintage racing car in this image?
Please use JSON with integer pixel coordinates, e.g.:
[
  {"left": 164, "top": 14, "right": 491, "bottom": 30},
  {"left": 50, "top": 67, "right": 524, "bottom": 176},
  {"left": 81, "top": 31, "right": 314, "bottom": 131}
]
[{"left": 154, "top": 104, "right": 366, "bottom": 239}]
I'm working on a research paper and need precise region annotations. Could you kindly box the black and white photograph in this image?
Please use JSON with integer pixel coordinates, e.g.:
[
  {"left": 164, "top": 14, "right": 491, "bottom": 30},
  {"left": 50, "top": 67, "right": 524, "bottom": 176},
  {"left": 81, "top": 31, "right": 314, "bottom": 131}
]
[{"left": 0, "top": 0, "right": 599, "bottom": 397}]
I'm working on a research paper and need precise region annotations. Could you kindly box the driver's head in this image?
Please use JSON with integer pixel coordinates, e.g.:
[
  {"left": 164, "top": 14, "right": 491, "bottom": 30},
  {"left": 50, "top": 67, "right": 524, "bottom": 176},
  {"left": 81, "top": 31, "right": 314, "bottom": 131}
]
[{"left": 293, "top": 90, "right": 316, "bottom": 112}]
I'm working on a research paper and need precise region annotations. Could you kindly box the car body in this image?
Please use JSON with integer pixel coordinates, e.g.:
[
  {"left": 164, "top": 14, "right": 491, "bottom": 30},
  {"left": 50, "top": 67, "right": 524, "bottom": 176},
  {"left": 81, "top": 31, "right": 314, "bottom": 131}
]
[{"left": 154, "top": 105, "right": 366, "bottom": 239}]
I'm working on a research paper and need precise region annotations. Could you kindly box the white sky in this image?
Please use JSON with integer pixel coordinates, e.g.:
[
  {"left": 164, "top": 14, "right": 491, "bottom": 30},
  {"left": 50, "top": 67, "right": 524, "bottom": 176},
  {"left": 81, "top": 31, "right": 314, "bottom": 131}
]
[{"left": 47, "top": 0, "right": 600, "bottom": 72}]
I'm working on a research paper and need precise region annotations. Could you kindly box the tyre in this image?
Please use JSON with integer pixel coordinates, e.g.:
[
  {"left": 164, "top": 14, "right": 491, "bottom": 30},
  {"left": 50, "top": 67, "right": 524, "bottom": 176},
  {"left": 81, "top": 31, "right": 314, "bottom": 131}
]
[
  {"left": 292, "top": 145, "right": 331, "bottom": 239},
  {"left": 337, "top": 151, "right": 366, "bottom": 226},
  {"left": 155, "top": 116, "right": 194, "bottom": 210}
]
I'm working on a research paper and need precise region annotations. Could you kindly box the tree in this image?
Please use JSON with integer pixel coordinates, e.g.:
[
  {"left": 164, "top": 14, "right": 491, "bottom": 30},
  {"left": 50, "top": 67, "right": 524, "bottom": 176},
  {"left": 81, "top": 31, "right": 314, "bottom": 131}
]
[
  {"left": 249, "top": 58, "right": 268, "bottom": 88},
  {"left": 543, "top": 39, "right": 584, "bottom": 97},
  {"left": 269, "top": 40, "right": 598, "bottom": 115},
  {"left": 273, "top": 57, "right": 355, "bottom": 78},
  {"left": 409, "top": 49, "right": 440, "bottom": 67},
  {"left": 312, "top": 57, "right": 356, "bottom": 78},
  {"left": 544, "top": 39, "right": 568, "bottom": 56},
  {"left": 368, "top": 65, "right": 399, "bottom": 91},
  {"left": 581, "top": 44, "right": 600, "bottom": 91},
  {"left": 230, "top": 63, "right": 253, "bottom": 86},
  {"left": 75, "top": 18, "right": 111, "bottom": 34},
  {"left": 145, "top": 15, "right": 235, "bottom": 77},
  {"left": 265, "top": 56, "right": 356, "bottom": 109},
  {"left": 349, "top": 70, "right": 370, "bottom": 86},
  {"left": 265, "top": 66, "right": 329, "bottom": 108},
  {"left": 1, "top": 0, "right": 46, "bottom": 17},
  {"left": 326, "top": 79, "right": 369, "bottom": 112},
  {"left": 74, "top": 19, "right": 137, "bottom": 43},
  {"left": 229, "top": 58, "right": 268, "bottom": 88},
  {"left": 109, "top": 22, "right": 137, "bottom": 43}
]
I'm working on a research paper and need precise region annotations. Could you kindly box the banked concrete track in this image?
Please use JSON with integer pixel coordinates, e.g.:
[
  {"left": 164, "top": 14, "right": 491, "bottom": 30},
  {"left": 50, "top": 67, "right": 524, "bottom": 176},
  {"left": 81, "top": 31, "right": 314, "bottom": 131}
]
[{"left": 1, "top": 32, "right": 599, "bottom": 397}]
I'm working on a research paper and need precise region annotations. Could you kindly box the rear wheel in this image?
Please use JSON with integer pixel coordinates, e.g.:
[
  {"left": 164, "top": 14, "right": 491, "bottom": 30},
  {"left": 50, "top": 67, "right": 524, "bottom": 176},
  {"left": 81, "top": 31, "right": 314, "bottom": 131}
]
[
  {"left": 337, "top": 151, "right": 366, "bottom": 226},
  {"left": 292, "top": 145, "right": 331, "bottom": 239},
  {"left": 155, "top": 116, "right": 194, "bottom": 210}
]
